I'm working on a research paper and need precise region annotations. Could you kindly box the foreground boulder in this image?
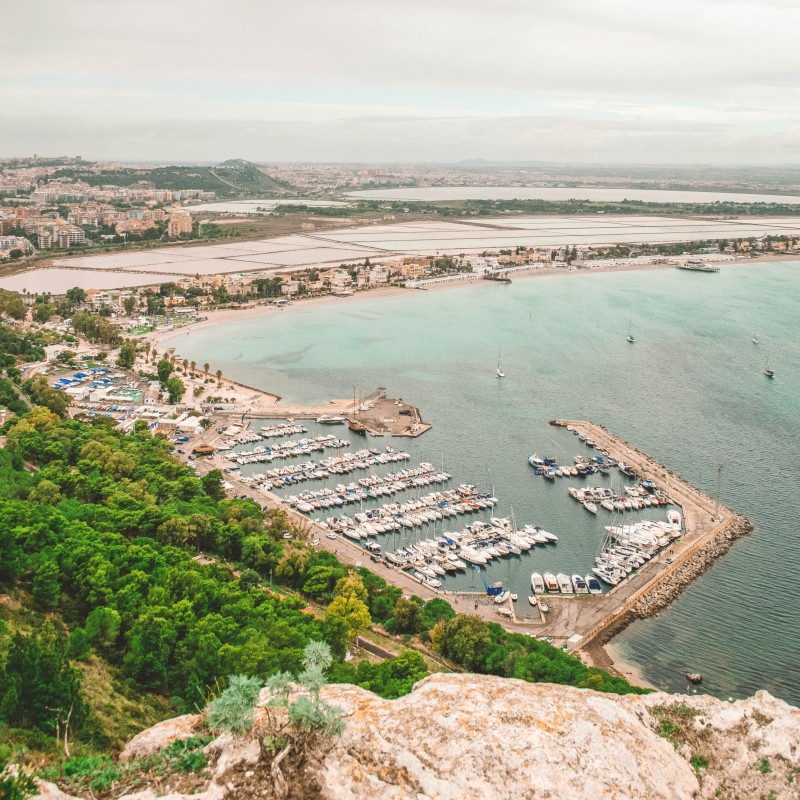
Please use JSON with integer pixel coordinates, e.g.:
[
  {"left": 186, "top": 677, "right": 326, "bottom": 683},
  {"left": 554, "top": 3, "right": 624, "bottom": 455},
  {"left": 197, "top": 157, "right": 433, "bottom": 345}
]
[{"left": 33, "top": 673, "right": 800, "bottom": 799}]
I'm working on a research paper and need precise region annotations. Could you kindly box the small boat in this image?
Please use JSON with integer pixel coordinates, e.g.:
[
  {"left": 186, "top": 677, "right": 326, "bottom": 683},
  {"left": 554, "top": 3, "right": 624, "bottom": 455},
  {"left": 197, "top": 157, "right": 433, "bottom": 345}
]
[
  {"left": 583, "top": 501, "right": 598, "bottom": 514},
  {"left": 752, "top": 335, "right": 759, "bottom": 345},
  {"left": 531, "top": 572, "right": 545, "bottom": 593},
  {"left": 496, "top": 346, "right": 505, "bottom": 378},
  {"left": 627, "top": 318, "right": 635, "bottom": 344},
  {"left": 556, "top": 573, "right": 574, "bottom": 594},
  {"left": 316, "top": 415, "right": 347, "bottom": 425},
  {"left": 510, "top": 593, "right": 518, "bottom": 602},
  {"left": 497, "top": 607, "right": 512, "bottom": 617},
  {"left": 585, "top": 575, "right": 603, "bottom": 595},
  {"left": 528, "top": 594, "right": 538, "bottom": 607},
  {"left": 572, "top": 574, "right": 589, "bottom": 594},
  {"left": 539, "top": 601, "right": 549, "bottom": 613},
  {"left": 543, "top": 572, "right": 559, "bottom": 592},
  {"left": 764, "top": 355, "right": 775, "bottom": 378}
]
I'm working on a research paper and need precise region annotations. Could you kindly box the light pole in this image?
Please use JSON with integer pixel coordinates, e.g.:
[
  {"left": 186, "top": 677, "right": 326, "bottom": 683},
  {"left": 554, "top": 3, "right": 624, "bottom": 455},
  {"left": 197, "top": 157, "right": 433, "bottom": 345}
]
[{"left": 714, "top": 462, "right": 723, "bottom": 521}]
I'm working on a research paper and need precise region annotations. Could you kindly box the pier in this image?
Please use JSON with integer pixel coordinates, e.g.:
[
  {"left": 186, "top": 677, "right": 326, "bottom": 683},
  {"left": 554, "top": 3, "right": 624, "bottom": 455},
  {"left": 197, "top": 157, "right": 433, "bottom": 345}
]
[
  {"left": 535, "top": 420, "right": 751, "bottom": 674},
  {"left": 189, "top": 413, "right": 750, "bottom": 685}
]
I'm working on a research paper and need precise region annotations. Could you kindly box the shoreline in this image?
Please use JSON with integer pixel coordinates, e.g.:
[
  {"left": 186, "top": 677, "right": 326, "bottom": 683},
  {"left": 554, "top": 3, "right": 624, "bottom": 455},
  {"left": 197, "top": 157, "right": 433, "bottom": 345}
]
[
  {"left": 152, "top": 252, "right": 794, "bottom": 352},
  {"left": 151, "top": 258, "right": 769, "bottom": 690}
]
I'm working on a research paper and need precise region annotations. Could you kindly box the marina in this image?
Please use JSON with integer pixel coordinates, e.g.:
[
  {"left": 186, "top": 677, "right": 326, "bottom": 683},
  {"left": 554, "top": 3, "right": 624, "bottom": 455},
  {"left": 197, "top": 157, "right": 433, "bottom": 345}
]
[{"left": 171, "top": 260, "right": 795, "bottom": 702}]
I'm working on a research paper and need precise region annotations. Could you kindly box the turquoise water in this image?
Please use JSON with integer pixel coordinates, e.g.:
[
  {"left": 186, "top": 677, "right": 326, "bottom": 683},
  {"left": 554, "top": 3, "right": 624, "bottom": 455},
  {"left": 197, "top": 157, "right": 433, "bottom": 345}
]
[{"left": 168, "top": 262, "right": 800, "bottom": 705}]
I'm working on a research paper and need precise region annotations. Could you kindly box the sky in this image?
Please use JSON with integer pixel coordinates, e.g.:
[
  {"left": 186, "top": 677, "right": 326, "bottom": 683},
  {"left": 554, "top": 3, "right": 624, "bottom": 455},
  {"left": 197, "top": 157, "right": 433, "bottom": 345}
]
[{"left": 2, "top": 0, "right": 799, "bottom": 164}]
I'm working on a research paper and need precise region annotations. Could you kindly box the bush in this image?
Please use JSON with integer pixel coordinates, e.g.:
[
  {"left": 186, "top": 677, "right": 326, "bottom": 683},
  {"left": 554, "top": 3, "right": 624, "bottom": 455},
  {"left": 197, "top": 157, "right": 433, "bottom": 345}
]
[
  {"left": 206, "top": 675, "right": 263, "bottom": 736},
  {"left": 0, "top": 751, "right": 36, "bottom": 800}
]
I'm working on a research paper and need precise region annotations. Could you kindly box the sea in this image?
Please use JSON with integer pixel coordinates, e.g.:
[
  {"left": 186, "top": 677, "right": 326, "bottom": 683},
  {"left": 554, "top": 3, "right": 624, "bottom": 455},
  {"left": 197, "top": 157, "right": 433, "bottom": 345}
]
[{"left": 165, "top": 260, "right": 800, "bottom": 706}]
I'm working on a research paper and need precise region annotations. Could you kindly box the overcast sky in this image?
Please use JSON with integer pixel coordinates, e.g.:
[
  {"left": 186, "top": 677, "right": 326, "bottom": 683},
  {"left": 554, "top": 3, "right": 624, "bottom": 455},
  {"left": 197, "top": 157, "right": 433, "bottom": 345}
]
[{"left": 2, "top": 0, "right": 799, "bottom": 164}]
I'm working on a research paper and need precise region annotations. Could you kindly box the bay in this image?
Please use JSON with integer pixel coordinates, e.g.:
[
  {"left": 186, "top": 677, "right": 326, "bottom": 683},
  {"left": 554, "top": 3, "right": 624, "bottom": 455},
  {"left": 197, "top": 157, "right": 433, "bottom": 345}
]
[{"left": 166, "top": 261, "right": 800, "bottom": 705}]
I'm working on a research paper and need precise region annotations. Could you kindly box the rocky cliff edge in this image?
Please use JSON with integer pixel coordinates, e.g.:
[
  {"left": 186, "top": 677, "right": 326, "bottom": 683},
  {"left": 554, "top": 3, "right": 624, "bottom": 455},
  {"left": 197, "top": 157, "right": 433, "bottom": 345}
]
[{"left": 33, "top": 673, "right": 800, "bottom": 800}]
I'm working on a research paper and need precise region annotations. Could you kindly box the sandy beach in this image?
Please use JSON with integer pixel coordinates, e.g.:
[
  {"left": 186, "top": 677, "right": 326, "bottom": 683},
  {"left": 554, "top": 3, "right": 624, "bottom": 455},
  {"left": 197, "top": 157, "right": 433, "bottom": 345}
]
[{"left": 151, "top": 251, "right": 793, "bottom": 351}]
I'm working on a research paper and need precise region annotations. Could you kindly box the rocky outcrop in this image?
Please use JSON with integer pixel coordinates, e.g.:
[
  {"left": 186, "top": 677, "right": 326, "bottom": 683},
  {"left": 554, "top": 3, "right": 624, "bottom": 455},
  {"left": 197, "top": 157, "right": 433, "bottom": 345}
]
[{"left": 32, "top": 674, "right": 800, "bottom": 800}]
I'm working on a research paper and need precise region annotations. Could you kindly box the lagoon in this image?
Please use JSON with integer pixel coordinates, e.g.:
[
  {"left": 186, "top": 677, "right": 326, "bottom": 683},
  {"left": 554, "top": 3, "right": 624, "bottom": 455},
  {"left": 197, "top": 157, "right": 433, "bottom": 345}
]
[{"left": 348, "top": 186, "right": 800, "bottom": 204}]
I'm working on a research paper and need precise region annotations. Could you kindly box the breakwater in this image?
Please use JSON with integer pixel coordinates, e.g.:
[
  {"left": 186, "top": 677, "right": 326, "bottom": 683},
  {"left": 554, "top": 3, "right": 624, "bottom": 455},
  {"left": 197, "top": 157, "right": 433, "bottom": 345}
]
[{"left": 545, "top": 420, "right": 752, "bottom": 670}]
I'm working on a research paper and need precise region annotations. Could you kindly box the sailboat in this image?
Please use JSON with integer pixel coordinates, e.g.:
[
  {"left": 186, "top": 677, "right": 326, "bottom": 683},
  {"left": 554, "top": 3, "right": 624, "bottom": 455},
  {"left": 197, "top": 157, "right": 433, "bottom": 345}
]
[
  {"left": 764, "top": 355, "right": 775, "bottom": 378},
  {"left": 626, "top": 319, "right": 635, "bottom": 344},
  {"left": 496, "top": 347, "right": 505, "bottom": 378}
]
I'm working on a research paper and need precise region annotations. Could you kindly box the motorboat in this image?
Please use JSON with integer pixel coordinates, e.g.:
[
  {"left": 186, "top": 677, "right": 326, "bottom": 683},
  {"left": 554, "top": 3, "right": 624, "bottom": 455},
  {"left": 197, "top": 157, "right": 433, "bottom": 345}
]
[
  {"left": 556, "top": 573, "right": 574, "bottom": 594},
  {"left": 584, "top": 501, "right": 598, "bottom": 514},
  {"left": 543, "top": 572, "right": 559, "bottom": 592},
  {"left": 585, "top": 575, "right": 603, "bottom": 595},
  {"left": 528, "top": 595, "right": 538, "bottom": 607},
  {"left": 531, "top": 572, "right": 545, "bottom": 593},
  {"left": 571, "top": 574, "right": 589, "bottom": 594},
  {"left": 316, "top": 415, "right": 347, "bottom": 424}
]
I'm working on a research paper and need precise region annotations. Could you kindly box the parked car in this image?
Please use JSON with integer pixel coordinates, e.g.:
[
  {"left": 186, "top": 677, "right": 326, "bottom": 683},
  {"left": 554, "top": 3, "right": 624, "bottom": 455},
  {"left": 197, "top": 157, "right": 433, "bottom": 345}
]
[{"left": 326, "top": 532, "right": 337, "bottom": 540}]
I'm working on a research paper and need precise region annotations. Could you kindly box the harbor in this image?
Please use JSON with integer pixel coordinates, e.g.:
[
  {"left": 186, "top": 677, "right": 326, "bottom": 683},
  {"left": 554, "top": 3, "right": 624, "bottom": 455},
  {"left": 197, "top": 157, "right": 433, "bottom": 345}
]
[
  {"left": 169, "top": 256, "right": 795, "bottom": 701},
  {"left": 189, "top": 404, "right": 752, "bottom": 682}
]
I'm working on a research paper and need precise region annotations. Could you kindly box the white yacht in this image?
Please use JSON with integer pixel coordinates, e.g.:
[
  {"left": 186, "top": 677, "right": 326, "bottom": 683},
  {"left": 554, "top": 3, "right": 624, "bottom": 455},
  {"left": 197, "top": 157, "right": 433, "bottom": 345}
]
[{"left": 531, "top": 572, "right": 546, "bottom": 593}]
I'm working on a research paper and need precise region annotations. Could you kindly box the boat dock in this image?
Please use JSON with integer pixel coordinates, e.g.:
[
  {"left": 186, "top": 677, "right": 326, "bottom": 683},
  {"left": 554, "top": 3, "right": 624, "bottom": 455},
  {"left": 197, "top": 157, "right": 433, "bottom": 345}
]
[
  {"left": 348, "top": 395, "right": 431, "bottom": 438},
  {"left": 531, "top": 420, "right": 751, "bottom": 671}
]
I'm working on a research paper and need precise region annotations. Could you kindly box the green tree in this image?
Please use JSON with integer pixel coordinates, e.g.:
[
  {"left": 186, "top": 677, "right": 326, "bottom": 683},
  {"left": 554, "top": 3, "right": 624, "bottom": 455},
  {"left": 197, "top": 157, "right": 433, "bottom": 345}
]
[
  {"left": 67, "top": 627, "right": 91, "bottom": 661},
  {"left": 32, "top": 559, "right": 61, "bottom": 609},
  {"left": 166, "top": 376, "right": 185, "bottom": 404},
  {"left": 440, "top": 615, "right": 490, "bottom": 671},
  {"left": 85, "top": 607, "right": 121, "bottom": 649},
  {"left": 23, "top": 376, "right": 71, "bottom": 417},
  {"left": 116, "top": 340, "right": 137, "bottom": 369},
  {"left": 325, "top": 573, "right": 371, "bottom": 643},
  {"left": 66, "top": 286, "right": 86, "bottom": 306},
  {"left": 123, "top": 296, "right": 137, "bottom": 315},
  {"left": 201, "top": 469, "right": 226, "bottom": 501},
  {"left": 157, "top": 358, "right": 173, "bottom": 383},
  {"left": 391, "top": 596, "right": 424, "bottom": 634}
]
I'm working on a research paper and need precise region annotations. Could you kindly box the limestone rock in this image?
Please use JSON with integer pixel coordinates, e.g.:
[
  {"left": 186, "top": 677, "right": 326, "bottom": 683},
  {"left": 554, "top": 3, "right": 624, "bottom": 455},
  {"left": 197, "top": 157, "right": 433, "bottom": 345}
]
[
  {"left": 31, "top": 673, "right": 800, "bottom": 800},
  {"left": 120, "top": 713, "right": 203, "bottom": 762}
]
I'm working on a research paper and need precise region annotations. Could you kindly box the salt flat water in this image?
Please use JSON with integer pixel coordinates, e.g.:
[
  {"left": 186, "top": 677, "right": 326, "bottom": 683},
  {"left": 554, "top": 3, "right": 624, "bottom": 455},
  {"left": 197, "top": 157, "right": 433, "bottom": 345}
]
[
  {"left": 349, "top": 186, "right": 800, "bottom": 204},
  {"left": 169, "top": 261, "right": 800, "bottom": 705}
]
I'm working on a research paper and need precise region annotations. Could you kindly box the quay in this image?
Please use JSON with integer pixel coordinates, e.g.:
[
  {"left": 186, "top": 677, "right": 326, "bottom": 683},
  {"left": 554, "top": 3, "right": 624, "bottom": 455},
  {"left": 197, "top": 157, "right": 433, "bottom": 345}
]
[
  {"left": 540, "top": 420, "right": 751, "bottom": 674},
  {"left": 187, "top": 413, "right": 749, "bottom": 685}
]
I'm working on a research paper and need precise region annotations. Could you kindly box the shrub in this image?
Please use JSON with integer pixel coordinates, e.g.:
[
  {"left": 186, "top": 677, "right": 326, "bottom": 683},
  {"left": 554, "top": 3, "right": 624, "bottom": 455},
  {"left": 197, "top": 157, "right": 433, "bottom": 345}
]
[
  {"left": 0, "top": 751, "right": 36, "bottom": 800},
  {"left": 206, "top": 675, "right": 263, "bottom": 736}
]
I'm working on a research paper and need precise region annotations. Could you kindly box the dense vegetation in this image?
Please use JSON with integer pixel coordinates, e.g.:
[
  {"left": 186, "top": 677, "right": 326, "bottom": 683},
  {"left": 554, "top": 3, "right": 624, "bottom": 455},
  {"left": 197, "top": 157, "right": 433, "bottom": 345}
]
[
  {"left": 50, "top": 161, "right": 292, "bottom": 198},
  {"left": 0, "top": 409, "right": 643, "bottom": 763},
  {"left": 353, "top": 197, "right": 800, "bottom": 217}
]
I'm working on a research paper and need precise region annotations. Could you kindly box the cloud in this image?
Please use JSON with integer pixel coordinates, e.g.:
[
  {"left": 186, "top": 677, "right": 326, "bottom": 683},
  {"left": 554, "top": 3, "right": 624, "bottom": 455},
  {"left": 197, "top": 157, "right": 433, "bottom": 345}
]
[{"left": 1, "top": 0, "right": 799, "bottom": 162}]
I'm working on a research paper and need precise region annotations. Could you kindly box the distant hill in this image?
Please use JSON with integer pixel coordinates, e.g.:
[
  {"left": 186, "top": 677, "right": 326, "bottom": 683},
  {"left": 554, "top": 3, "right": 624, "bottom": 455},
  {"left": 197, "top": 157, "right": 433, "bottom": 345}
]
[{"left": 51, "top": 161, "right": 294, "bottom": 198}]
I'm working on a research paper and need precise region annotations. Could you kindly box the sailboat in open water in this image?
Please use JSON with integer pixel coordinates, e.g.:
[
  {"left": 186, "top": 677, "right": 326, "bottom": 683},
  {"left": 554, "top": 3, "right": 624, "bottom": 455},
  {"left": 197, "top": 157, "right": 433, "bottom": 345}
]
[
  {"left": 764, "top": 354, "right": 775, "bottom": 378},
  {"left": 626, "top": 319, "right": 635, "bottom": 344},
  {"left": 496, "top": 347, "right": 505, "bottom": 378}
]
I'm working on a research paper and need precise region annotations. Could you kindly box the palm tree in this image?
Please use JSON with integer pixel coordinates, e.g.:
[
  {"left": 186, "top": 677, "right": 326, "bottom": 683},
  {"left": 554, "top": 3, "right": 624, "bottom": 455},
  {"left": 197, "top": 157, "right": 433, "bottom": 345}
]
[
  {"left": 144, "top": 341, "right": 151, "bottom": 360},
  {"left": 203, "top": 362, "right": 210, "bottom": 379},
  {"left": 216, "top": 369, "right": 222, "bottom": 386},
  {"left": 190, "top": 360, "right": 196, "bottom": 376},
  {"left": 182, "top": 359, "right": 189, "bottom": 373}
]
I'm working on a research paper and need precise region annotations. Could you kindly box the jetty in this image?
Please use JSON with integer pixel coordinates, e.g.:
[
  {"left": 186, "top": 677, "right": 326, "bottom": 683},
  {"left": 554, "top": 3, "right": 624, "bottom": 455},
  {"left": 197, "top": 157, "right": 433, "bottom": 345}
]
[
  {"left": 534, "top": 420, "right": 751, "bottom": 674},
  {"left": 677, "top": 262, "right": 720, "bottom": 273}
]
